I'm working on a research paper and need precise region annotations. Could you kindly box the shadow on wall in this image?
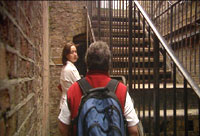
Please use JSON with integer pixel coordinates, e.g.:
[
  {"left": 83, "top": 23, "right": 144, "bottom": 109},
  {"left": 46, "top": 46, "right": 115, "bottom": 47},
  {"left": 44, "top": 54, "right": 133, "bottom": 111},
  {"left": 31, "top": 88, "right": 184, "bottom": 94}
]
[{"left": 73, "top": 33, "right": 87, "bottom": 77}]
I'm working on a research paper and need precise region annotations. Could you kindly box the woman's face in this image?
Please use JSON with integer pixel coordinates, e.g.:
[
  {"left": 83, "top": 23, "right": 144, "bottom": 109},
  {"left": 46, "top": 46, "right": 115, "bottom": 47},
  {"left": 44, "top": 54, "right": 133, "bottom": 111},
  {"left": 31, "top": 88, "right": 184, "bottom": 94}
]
[{"left": 66, "top": 45, "right": 78, "bottom": 63}]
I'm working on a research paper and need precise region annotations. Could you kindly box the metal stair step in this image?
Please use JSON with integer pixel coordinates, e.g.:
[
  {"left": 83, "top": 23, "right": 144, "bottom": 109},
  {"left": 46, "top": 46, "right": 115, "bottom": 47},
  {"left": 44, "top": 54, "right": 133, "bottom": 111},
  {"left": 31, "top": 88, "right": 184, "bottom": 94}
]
[
  {"left": 112, "top": 56, "right": 163, "bottom": 63},
  {"left": 101, "top": 37, "right": 153, "bottom": 45},
  {"left": 94, "top": 29, "right": 145, "bottom": 37},
  {"left": 129, "top": 83, "right": 189, "bottom": 89},
  {"left": 92, "top": 20, "right": 139, "bottom": 26},
  {"left": 136, "top": 109, "right": 198, "bottom": 118},
  {"left": 112, "top": 46, "right": 154, "bottom": 54},
  {"left": 112, "top": 68, "right": 171, "bottom": 75}
]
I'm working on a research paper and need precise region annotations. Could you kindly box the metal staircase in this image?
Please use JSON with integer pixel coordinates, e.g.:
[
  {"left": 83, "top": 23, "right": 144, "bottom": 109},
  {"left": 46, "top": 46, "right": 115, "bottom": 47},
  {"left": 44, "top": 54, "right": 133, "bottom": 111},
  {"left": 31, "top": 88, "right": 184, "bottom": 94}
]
[
  {"left": 86, "top": 1, "right": 200, "bottom": 136},
  {"left": 92, "top": 7, "right": 172, "bottom": 86}
]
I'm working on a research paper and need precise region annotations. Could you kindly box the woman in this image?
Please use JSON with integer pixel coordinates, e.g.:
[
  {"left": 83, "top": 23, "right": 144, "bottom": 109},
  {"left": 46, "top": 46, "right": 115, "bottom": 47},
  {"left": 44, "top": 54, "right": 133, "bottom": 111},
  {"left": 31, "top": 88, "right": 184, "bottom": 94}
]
[{"left": 59, "top": 42, "right": 81, "bottom": 109}]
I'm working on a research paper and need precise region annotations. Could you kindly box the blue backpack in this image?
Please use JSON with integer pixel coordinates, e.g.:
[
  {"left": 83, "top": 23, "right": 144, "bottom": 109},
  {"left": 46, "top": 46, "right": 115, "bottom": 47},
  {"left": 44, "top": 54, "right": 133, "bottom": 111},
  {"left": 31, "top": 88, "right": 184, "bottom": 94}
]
[{"left": 75, "top": 78, "right": 127, "bottom": 136}]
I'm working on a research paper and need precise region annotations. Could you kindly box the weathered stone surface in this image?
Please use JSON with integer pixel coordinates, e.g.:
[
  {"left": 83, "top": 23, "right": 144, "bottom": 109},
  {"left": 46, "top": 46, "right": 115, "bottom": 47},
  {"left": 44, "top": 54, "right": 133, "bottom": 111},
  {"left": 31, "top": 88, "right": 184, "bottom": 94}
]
[
  {"left": 49, "top": 1, "right": 86, "bottom": 135},
  {"left": 0, "top": 89, "right": 10, "bottom": 114},
  {"left": 0, "top": 118, "right": 5, "bottom": 136},
  {"left": 0, "top": 42, "right": 7, "bottom": 80},
  {"left": 0, "top": 1, "right": 47, "bottom": 135}
]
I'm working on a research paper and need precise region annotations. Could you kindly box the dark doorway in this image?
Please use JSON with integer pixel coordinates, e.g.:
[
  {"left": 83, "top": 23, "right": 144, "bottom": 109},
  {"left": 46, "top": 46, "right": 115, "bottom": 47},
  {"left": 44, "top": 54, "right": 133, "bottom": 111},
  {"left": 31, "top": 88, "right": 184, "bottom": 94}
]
[{"left": 73, "top": 33, "right": 87, "bottom": 77}]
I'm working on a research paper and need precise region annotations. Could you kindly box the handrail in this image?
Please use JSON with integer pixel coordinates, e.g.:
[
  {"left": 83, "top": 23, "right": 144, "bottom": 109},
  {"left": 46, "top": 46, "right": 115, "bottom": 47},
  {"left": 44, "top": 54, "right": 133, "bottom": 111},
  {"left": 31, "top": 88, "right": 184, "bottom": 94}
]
[
  {"left": 154, "top": 1, "right": 180, "bottom": 21},
  {"left": 84, "top": 6, "right": 96, "bottom": 42},
  {"left": 134, "top": 0, "right": 200, "bottom": 98}
]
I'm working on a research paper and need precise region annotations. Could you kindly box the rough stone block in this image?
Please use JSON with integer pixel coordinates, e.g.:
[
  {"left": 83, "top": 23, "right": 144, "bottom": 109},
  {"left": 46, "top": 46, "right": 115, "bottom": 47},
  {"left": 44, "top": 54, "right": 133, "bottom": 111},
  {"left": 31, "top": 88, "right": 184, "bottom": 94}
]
[
  {"left": 0, "top": 42, "right": 7, "bottom": 80},
  {"left": 0, "top": 89, "right": 10, "bottom": 113},
  {"left": 6, "top": 113, "right": 17, "bottom": 136},
  {"left": 0, "top": 118, "right": 5, "bottom": 136}
]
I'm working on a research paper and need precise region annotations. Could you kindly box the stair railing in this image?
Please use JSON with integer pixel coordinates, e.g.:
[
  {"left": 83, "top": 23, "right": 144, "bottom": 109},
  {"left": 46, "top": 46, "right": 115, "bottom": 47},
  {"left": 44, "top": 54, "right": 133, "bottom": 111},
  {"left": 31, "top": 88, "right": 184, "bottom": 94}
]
[
  {"left": 140, "top": 1, "right": 200, "bottom": 85},
  {"left": 134, "top": 1, "right": 200, "bottom": 98},
  {"left": 133, "top": 1, "right": 200, "bottom": 136},
  {"left": 86, "top": 1, "right": 200, "bottom": 135},
  {"left": 84, "top": 4, "right": 96, "bottom": 49}
]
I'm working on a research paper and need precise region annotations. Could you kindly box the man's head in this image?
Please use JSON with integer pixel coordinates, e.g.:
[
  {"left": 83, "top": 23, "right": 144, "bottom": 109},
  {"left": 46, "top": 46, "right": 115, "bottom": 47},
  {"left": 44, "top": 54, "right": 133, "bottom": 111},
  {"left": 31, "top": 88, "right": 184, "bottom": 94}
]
[{"left": 85, "top": 41, "right": 111, "bottom": 72}]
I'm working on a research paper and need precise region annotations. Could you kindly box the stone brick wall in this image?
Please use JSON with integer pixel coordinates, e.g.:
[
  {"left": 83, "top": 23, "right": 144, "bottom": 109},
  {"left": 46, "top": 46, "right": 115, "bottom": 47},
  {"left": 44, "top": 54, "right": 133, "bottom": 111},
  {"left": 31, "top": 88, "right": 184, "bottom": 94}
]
[
  {"left": 0, "top": 1, "right": 49, "bottom": 136},
  {"left": 49, "top": 1, "right": 86, "bottom": 135}
]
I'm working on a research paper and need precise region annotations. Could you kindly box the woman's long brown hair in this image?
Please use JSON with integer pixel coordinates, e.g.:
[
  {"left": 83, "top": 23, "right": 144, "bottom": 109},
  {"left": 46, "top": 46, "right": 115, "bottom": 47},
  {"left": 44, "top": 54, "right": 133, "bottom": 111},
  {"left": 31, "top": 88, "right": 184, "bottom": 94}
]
[{"left": 62, "top": 42, "right": 77, "bottom": 65}]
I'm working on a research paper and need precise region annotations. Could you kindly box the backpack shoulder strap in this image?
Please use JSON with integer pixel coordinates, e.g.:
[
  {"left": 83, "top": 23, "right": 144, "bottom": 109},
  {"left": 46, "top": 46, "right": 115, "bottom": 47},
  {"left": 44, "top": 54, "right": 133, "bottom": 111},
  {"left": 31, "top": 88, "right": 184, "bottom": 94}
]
[
  {"left": 77, "top": 77, "right": 93, "bottom": 95},
  {"left": 106, "top": 79, "right": 119, "bottom": 93}
]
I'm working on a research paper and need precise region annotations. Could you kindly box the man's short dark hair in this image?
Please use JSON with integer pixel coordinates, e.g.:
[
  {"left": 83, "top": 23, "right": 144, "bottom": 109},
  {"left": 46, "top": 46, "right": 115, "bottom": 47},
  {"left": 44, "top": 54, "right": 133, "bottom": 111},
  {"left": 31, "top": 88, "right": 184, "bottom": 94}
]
[{"left": 85, "top": 41, "right": 111, "bottom": 71}]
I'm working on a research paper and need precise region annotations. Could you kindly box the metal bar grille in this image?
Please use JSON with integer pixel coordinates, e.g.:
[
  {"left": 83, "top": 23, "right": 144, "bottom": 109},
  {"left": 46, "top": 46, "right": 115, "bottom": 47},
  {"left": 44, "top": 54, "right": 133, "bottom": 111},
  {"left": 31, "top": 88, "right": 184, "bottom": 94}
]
[{"left": 86, "top": 1, "right": 200, "bottom": 136}]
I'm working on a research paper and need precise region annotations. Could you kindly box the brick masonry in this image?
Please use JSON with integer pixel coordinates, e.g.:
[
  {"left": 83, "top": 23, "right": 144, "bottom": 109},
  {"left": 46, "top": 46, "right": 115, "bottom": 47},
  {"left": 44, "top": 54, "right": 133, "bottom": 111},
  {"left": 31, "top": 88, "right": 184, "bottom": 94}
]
[
  {"left": 49, "top": 1, "right": 86, "bottom": 136},
  {"left": 0, "top": 1, "right": 49, "bottom": 136},
  {"left": 0, "top": 1, "right": 198, "bottom": 136}
]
